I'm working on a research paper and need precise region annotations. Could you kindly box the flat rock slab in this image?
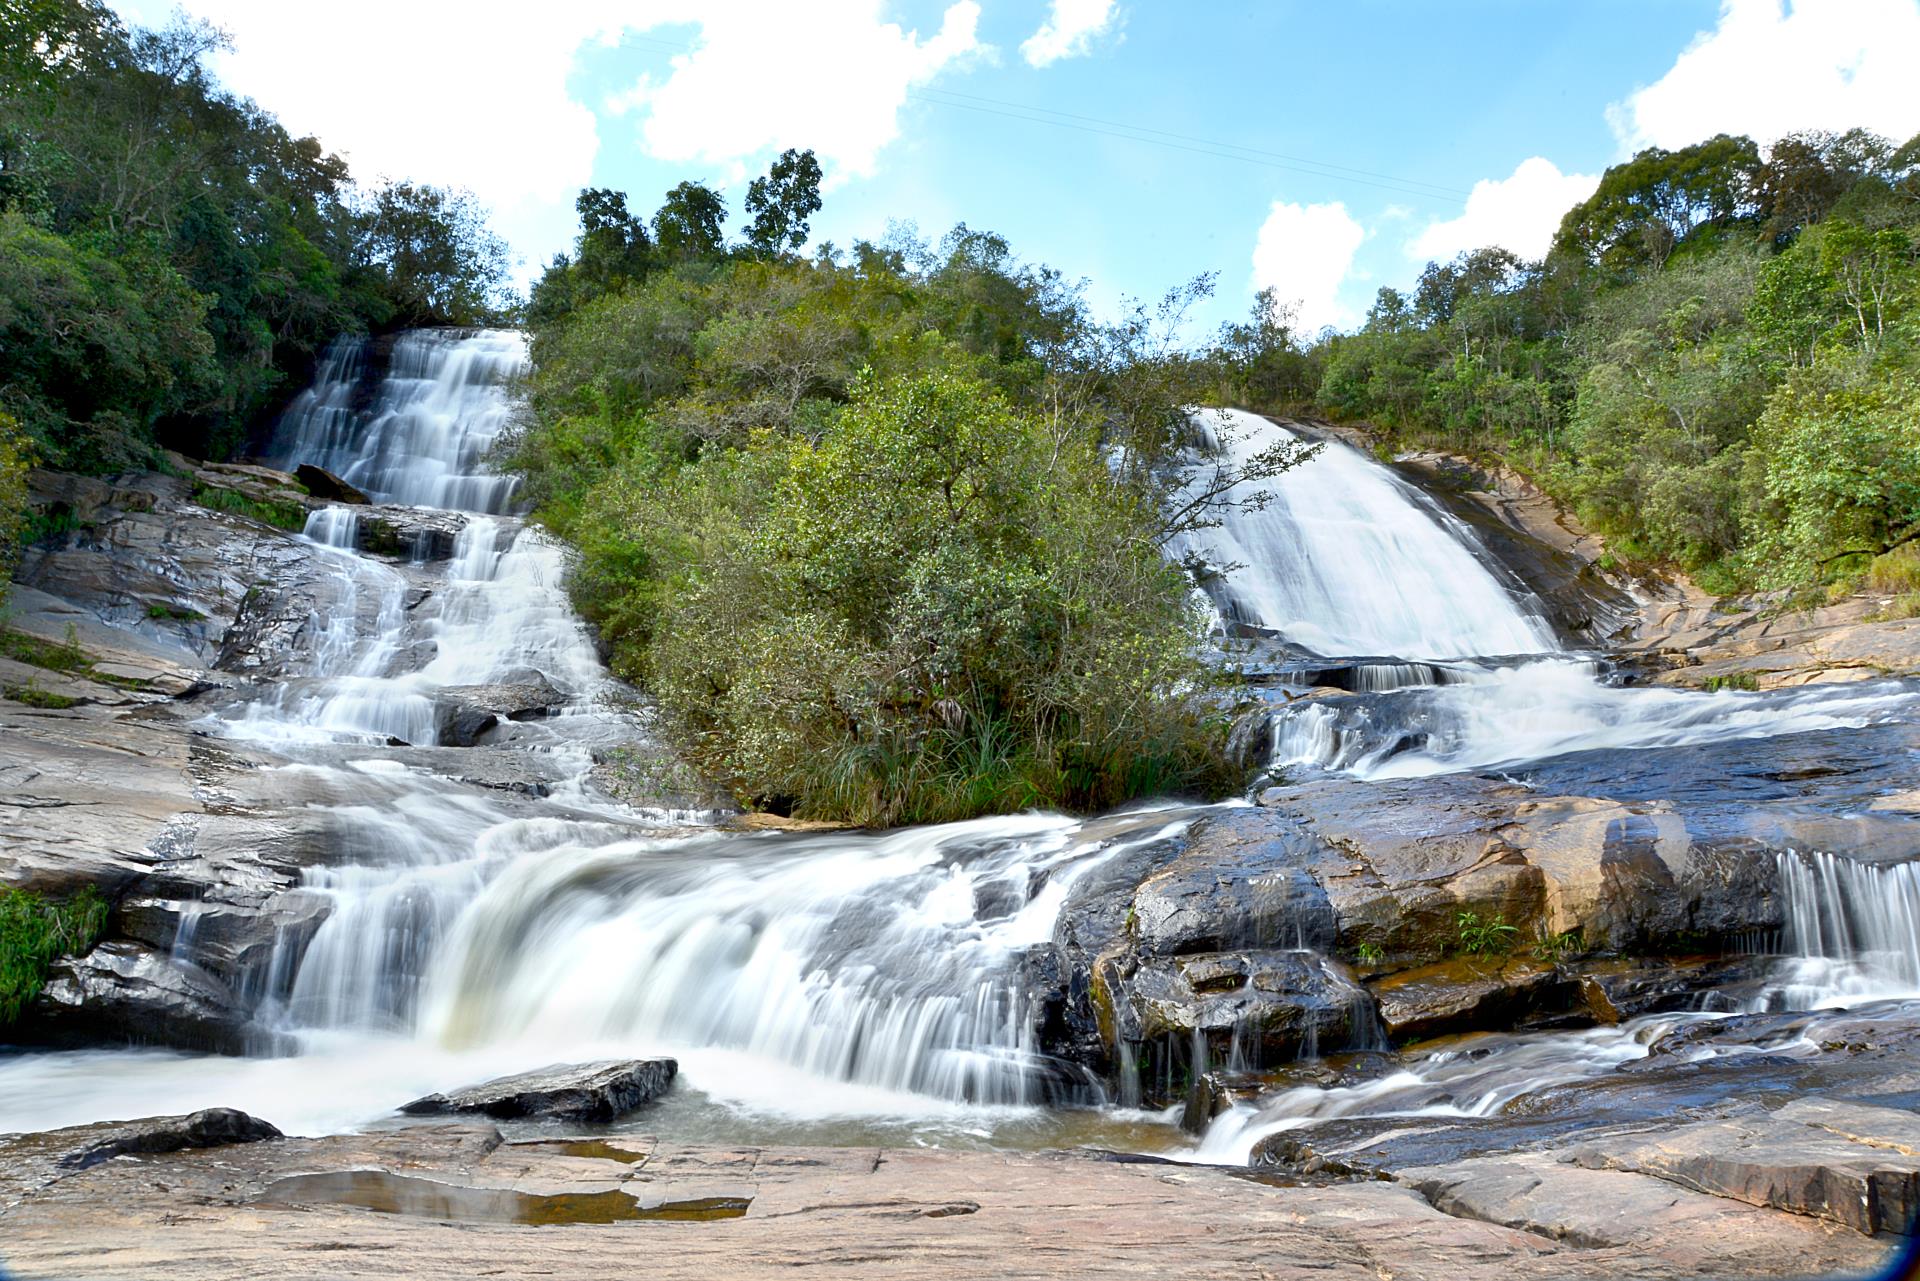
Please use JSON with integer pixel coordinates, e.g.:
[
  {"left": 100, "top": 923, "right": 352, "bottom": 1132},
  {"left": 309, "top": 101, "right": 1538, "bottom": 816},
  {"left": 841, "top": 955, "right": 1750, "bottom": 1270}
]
[
  {"left": 400, "top": 1059, "right": 678, "bottom": 1122},
  {"left": 0, "top": 1124, "right": 1892, "bottom": 1280},
  {"left": 1570, "top": 1097, "right": 1920, "bottom": 1235}
]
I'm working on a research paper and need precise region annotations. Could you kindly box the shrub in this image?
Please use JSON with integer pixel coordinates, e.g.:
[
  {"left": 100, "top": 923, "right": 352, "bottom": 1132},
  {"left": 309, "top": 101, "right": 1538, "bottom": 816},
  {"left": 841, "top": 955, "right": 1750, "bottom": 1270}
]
[
  {"left": 191, "top": 485, "right": 307, "bottom": 532},
  {"left": 0, "top": 886, "right": 108, "bottom": 1024}
]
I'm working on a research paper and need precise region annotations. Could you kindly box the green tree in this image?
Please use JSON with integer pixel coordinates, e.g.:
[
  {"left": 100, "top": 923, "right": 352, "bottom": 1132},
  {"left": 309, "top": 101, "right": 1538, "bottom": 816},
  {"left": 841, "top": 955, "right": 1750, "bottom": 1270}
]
[
  {"left": 1554, "top": 135, "right": 1763, "bottom": 273},
  {"left": 652, "top": 180, "right": 728, "bottom": 259},
  {"left": 744, "top": 147, "right": 823, "bottom": 258}
]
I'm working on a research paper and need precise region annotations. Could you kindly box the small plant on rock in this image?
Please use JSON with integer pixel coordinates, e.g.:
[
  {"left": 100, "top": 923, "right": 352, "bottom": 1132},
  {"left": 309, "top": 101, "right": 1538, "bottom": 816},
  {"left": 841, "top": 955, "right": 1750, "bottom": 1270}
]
[
  {"left": 1353, "top": 941, "right": 1384, "bottom": 966},
  {"left": 1455, "top": 911, "right": 1518, "bottom": 956},
  {"left": 1531, "top": 926, "right": 1583, "bottom": 964}
]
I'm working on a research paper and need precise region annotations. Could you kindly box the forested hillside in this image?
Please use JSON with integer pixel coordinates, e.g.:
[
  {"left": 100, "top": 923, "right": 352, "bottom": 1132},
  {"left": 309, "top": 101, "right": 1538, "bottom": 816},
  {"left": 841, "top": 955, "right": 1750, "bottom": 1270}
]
[
  {"left": 506, "top": 167, "right": 1312, "bottom": 823},
  {"left": 1260, "top": 130, "right": 1920, "bottom": 601},
  {"left": 0, "top": 0, "right": 512, "bottom": 474}
]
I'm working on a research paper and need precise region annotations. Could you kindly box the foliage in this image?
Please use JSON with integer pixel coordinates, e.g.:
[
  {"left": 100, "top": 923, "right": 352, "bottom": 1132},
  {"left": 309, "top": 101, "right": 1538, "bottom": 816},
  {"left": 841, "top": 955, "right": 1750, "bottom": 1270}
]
[
  {"left": 1702, "top": 672, "right": 1760, "bottom": 692},
  {"left": 191, "top": 484, "right": 307, "bottom": 531},
  {"left": 1271, "top": 124, "right": 1920, "bottom": 598},
  {"left": 513, "top": 204, "right": 1289, "bottom": 822},
  {"left": 0, "top": 884, "right": 106, "bottom": 1024},
  {"left": 1352, "top": 941, "right": 1384, "bottom": 966},
  {"left": 5, "top": 679, "right": 79, "bottom": 709},
  {"left": 0, "top": 623, "right": 88, "bottom": 673},
  {"left": 0, "top": 5, "right": 513, "bottom": 470},
  {"left": 0, "top": 411, "right": 30, "bottom": 604},
  {"left": 1455, "top": 911, "right": 1518, "bottom": 956},
  {"left": 744, "top": 148, "right": 823, "bottom": 259},
  {"left": 1530, "top": 927, "right": 1583, "bottom": 963}
]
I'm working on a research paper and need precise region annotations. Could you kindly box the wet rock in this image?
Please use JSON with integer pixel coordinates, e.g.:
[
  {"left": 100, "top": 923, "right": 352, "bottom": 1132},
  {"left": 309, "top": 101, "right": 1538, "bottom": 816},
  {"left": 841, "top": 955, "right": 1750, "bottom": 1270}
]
[
  {"left": 1106, "top": 949, "right": 1372, "bottom": 1072},
  {"left": 25, "top": 942, "right": 262, "bottom": 1056},
  {"left": 433, "top": 702, "right": 498, "bottom": 747},
  {"left": 353, "top": 506, "right": 467, "bottom": 561},
  {"left": 1570, "top": 1098, "right": 1920, "bottom": 1235},
  {"left": 1130, "top": 808, "right": 1337, "bottom": 956},
  {"left": 55, "top": 1109, "right": 283, "bottom": 1171},
  {"left": 1369, "top": 958, "right": 1582, "bottom": 1044},
  {"left": 399, "top": 1058, "right": 679, "bottom": 1122},
  {"left": 292, "top": 464, "right": 369, "bottom": 505},
  {"left": 438, "top": 670, "right": 567, "bottom": 724}
]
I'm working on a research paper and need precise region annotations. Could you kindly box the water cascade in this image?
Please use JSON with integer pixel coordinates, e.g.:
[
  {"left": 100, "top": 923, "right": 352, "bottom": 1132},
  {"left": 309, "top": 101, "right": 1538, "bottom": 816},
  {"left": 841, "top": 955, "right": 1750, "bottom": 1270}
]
[
  {"left": 1180, "top": 409, "right": 1917, "bottom": 777},
  {"left": 1760, "top": 850, "right": 1920, "bottom": 1008},
  {"left": 266, "top": 329, "right": 528, "bottom": 513},
  {"left": 1173, "top": 410, "right": 1556, "bottom": 660}
]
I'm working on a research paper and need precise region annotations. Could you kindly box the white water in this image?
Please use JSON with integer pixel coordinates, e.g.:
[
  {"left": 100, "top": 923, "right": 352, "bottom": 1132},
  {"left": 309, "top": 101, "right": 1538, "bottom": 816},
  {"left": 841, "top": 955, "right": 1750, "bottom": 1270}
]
[
  {"left": 1175, "top": 410, "right": 1555, "bottom": 660},
  {"left": 1184, "top": 411, "right": 1917, "bottom": 777},
  {"left": 4, "top": 374, "right": 1917, "bottom": 1158},
  {"left": 0, "top": 330, "right": 1204, "bottom": 1141},
  {"left": 267, "top": 329, "right": 528, "bottom": 513},
  {"left": 1760, "top": 851, "right": 1920, "bottom": 1008}
]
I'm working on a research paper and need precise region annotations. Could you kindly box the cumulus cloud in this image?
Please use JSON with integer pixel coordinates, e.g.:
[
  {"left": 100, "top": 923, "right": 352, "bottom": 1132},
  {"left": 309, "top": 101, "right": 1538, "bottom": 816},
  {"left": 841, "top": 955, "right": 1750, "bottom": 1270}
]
[
  {"left": 1610, "top": 0, "right": 1920, "bottom": 152},
  {"left": 611, "top": 1, "right": 983, "bottom": 181},
  {"left": 1021, "top": 0, "right": 1119, "bottom": 67},
  {"left": 112, "top": 0, "right": 640, "bottom": 284},
  {"left": 1407, "top": 157, "right": 1599, "bottom": 263},
  {"left": 1251, "top": 200, "right": 1366, "bottom": 333},
  {"left": 109, "top": 0, "right": 984, "bottom": 281}
]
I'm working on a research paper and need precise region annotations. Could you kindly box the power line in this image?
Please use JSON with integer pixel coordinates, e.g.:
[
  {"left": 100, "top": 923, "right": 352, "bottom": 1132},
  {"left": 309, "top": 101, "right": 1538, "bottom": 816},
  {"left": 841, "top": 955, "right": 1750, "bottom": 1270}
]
[
  {"left": 914, "top": 86, "right": 1470, "bottom": 200},
  {"left": 606, "top": 29, "right": 1467, "bottom": 207}
]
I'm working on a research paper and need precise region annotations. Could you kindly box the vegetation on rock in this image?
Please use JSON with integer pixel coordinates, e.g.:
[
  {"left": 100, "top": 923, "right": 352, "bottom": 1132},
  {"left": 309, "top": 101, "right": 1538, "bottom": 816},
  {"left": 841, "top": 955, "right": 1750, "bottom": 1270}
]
[
  {"left": 509, "top": 180, "right": 1303, "bottom": 822},
  {"left": 0, "top": 885, "right": 106, "bottom": 1023}
]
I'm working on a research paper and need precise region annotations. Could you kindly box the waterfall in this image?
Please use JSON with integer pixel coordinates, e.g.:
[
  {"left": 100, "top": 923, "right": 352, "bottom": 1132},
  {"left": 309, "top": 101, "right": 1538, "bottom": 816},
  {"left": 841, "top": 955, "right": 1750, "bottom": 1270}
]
[
  {"left": 1174, "top": 410, "right": 1556, "bottom": 660},
  {"left": 1761, "top": 851, "right": 1920, "bottom": 1008},
  {"left": 266, "top": 329, "right": 528, "bottom": 514}
]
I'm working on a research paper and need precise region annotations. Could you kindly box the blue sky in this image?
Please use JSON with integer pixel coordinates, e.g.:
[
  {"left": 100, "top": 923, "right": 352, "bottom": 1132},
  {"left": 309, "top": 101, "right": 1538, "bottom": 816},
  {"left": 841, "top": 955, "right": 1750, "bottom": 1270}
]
[{"left": 117, "top": 1, "right": 1920, "bottom": 335}]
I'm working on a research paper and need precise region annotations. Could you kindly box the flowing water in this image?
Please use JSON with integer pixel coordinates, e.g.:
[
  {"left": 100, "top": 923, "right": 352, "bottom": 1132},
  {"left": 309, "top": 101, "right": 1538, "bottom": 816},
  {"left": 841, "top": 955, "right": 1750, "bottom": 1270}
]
[{"left": 2, "top": 363, "right": 1914, "bottom": 1158}]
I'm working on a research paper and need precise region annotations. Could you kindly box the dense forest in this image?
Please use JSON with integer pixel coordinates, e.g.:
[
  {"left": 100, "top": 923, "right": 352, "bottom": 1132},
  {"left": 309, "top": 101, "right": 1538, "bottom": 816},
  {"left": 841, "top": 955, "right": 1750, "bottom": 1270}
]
[
  {"left": 1260, "top": 129, "right": 1920, "bottom": 602},
  {"left": 0, "top": 0, "right": 513, "bottom": 478}
]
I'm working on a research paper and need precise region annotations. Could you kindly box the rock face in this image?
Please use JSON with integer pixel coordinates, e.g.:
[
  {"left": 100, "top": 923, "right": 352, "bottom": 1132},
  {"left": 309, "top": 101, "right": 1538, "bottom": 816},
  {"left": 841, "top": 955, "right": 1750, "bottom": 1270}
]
[
  {"left": 0, "top": 1118, "right": 1891, "bottom": 1280},
  {"left": 399, "top": 1059, "right": 679, "bottom": 1122}
]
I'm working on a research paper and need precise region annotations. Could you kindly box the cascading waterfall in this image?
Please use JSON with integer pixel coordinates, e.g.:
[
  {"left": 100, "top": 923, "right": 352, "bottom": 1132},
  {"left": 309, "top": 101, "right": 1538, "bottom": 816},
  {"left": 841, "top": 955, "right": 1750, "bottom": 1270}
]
[
  {"left": 1174, "top": 410, "right": 1556, "bottom": 660},
  {"left": 1760, "top": 850, "right": 1920, "bottom": 1008},
  {"left": 1187, "top": 409, "right": 1919, "bottom": 777},
  {"left": 266, "top": 329, "right": 528, "bottom": 513}
]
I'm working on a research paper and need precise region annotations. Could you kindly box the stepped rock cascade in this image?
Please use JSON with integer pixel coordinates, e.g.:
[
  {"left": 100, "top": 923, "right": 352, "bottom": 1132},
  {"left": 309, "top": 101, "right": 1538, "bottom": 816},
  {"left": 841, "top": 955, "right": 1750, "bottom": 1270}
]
[
  {"left": 266, "top": 329, "right": 528, "bottom": 513},
  {"left": 0, "top": 329, "right": 1210, "bottom": 1140},
  {"left": 1760, "top": 851, "right": 1920, "bottom": 1009}
]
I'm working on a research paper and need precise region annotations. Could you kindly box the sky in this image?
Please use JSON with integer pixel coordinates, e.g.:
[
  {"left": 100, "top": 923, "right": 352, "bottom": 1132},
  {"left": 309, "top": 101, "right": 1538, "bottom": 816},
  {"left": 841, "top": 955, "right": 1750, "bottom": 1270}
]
[{"left": 112, "top": 0, "right": 1920, "bottom": 336}]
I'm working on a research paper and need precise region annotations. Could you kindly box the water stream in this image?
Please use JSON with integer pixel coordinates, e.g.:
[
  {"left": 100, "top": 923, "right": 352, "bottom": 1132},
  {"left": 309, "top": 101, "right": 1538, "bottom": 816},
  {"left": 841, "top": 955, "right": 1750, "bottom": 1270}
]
[{"left": 1, "top": 354, "right": 1914, "bottom": 1156}]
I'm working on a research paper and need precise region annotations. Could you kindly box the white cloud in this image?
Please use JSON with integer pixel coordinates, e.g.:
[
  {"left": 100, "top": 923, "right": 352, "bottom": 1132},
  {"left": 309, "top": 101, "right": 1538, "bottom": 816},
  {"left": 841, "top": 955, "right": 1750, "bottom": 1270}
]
[
  {"left": 611, "top": 1, "right": 983, "bottom": 182},
  {"left": 1021, "top": 0, "right": 1119, "bottom": 67},
  {"left": 1407, "top": 157, "right": 1598, "bottom": 263},
  {"left": 1609, "top": 0, "right": 1920, "bottom": 153},
  {"left": 1250, "top": 200, "right": 1366, "bottom": 333},
  {"left": 108, "top": 0, "right": 984, "bottom": 284},
  {"left": 109, "top": 0, "right": 646, "bottom": 287}
]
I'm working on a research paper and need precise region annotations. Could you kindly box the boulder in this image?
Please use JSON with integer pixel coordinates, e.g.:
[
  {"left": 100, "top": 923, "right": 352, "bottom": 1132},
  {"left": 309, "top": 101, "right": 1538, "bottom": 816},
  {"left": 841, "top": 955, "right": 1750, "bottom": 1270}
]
[
  {"left": 1368, "top": 957, "right": 1582, "bottom": 1043},
  {"left": 24, "top": 942, "right": 263, "bottom": 1056},
  {"left": 55, "top": 1108, "right": 283, "bottom": 1171},
  {"left": 438, "top": 670, "right": 568, "bottom": 723},
  {"left": 400, "top": 1058, "right": 678, "bottom": 1122},
  {"left": 1104, "top": 949, "right": 1374, "bottom": 1071},
  {"left": 433, "top": 702, "right": 498, "bottom": 747},
  {"left": 292, "top": 464, "right": 369, "bottom": 505}
]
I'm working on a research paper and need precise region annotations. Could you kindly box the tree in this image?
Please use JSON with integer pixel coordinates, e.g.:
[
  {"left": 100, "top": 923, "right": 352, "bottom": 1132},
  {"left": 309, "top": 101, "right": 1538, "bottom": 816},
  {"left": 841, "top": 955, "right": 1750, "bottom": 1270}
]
[
  {"left": 1553, "top": 135, "right": 1763, "bottom": 273},
  {"left": 652, "top": 180, "right": 728, "bottom": 259},
  {"left": 744, "top": 147, "right": 823, "bottom": 258},
  {"left": 353, "top": 180, "right": 512, "bottom": 326}
]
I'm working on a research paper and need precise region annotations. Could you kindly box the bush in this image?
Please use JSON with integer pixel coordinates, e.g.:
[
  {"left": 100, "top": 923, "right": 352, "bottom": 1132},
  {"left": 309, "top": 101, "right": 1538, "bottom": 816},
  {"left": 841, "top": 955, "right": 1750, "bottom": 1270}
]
[
  {"left": 0, "top": 885, "right": 108, "bottom": 1024},
  {"left": 627, "top": 370, "right": 1235, "bottom": 824}
]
